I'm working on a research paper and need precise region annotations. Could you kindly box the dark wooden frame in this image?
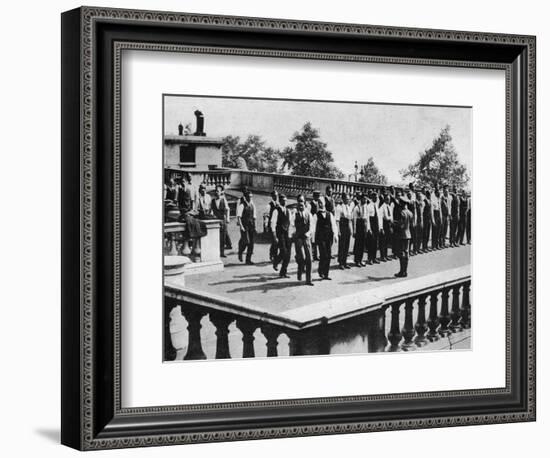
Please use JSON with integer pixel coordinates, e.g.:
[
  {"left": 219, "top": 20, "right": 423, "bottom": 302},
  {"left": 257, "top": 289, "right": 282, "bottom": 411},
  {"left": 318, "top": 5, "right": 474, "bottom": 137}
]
[{"left": 61, "top": 6, "right": 536, "bottom": 450}]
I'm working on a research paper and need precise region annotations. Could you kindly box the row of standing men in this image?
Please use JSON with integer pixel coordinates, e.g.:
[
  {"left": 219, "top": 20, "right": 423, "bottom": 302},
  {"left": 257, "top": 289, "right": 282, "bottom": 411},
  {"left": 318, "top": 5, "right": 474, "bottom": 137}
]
[{"left": 235, "top": 184, "right": 471, "bottom": 285}]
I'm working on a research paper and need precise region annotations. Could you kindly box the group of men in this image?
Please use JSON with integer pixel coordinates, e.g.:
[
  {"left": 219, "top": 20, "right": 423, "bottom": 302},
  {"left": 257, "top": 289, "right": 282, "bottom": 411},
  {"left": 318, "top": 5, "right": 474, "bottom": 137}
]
[
  {"left": 165, "top": 177, "right": 233, "bottom": 256},
  {"left": 241, "top": 183, "right": 471, "bottom": 284},
  {"left": 165, "top": 176, "right": 471, "bottom": 285}
]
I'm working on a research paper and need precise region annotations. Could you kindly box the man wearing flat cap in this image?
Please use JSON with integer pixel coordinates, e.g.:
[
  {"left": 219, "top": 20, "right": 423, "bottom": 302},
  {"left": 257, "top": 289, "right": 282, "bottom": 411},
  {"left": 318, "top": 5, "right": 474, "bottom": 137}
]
[
  {"left": 266, "top": 190, "right": 280, "bottom": 263},
  {"left": 271, "top": 193, "right": 292, "bottom": 278},
  {"left": 309, "top": 190, "right": 324, "bottom": 261},
  {"left": 394, "top": 194, "right": 414, "bottom": 278}
]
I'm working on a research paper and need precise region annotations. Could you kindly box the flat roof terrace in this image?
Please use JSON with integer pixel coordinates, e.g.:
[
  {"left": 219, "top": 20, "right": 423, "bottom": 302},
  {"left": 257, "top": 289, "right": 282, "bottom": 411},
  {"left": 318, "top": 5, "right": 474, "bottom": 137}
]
[{"left": 166, "top": 228, "right": 471, "bottom": 327}]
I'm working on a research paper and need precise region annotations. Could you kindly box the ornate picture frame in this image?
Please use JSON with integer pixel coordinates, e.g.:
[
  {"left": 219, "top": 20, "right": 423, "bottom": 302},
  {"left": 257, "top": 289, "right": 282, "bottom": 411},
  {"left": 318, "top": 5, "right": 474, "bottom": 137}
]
[{"left": 61, "top": 6, "right": 536, "bottom": 450}]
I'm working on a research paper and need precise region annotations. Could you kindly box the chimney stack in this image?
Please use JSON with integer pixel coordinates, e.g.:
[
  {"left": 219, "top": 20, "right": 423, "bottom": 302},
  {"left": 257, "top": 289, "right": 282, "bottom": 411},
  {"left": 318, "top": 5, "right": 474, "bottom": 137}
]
[{"left": 194, "top": 110, "right": 206, "bottom": 136}]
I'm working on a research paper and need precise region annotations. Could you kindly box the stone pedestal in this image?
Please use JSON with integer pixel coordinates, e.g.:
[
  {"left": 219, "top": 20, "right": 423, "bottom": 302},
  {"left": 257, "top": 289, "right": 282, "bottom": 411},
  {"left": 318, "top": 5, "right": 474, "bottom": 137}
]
[
  {"left": 179, "top": 219, "right": 224, "bottom": 275},
  {"left": 199, "top": 219, "right": 222, "bottom": 263}
]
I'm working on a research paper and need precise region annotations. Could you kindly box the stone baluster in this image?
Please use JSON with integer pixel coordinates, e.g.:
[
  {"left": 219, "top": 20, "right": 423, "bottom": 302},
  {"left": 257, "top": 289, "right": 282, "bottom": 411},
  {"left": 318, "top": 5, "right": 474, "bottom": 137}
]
[
  {"left": 182, "top": 308, "right": 207, "bottom": 360},
  {"left": 427, "top": 291, "right": 440, "bottom": 342},
  {"left": 167, "top": 233, "right": 179, "bottom": 256},
  {"left": 450, "top": 284, "right": 462, "bottom": 332},
  {"left": 459, "top": 281, "right": 471, "bottom": 329},
  {"left": 438, "top": 287, "right": 452, "bottom": 337},
  {"left": 366, "top": 306, "right": 388, "bottom": 352},
  {"left": 236, "top": 318, "right": 259, "bottom": 358},
  {"left": 288, "top": 332, "right": 304, "bottom": 356},
  {"left": 210, "top": 312, "right": 235, "bottom": 359},
  {"left": 414, "top": 294, "right": 429, "bottom": 347},
  {"left": 164, "top": 302, "right": 177, "bottom": 361},
  {"left": 387, "top": 302, "right": 403, "bottom": 351},
  {"left": 181, "top": 237, "right": 192, "bottom": 256},
  {"left": 261, "top": 324, "right": 282, "bottom": 357},
  {"left": 401, "top": 298, "right": 416, "bottom": 351}
]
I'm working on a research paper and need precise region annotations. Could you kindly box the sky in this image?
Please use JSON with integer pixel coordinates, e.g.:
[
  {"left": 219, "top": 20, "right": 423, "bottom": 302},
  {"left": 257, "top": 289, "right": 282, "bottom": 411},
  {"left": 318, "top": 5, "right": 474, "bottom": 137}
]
[{"left": 164, "top": 95, "right": 472, "bottom": 185}]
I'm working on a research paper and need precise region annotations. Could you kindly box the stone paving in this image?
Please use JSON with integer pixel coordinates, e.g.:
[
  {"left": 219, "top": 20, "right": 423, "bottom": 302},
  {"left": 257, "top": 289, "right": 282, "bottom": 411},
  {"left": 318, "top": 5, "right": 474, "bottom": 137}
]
[{"left": 185, "top": 231, "right": 471, "bottom": 315}]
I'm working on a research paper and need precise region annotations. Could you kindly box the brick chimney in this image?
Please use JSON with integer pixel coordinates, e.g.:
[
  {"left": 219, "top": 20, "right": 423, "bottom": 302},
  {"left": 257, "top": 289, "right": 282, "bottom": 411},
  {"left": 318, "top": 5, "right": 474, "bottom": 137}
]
[{"left": 194, "top": 110, "right": 206, "bottom": 136}]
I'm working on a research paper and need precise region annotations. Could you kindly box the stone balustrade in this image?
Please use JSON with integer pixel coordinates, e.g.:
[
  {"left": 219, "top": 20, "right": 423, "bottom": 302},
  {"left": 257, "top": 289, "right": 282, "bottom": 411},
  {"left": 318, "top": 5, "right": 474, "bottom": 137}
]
[
  {"left": 164, "top": 220, "right": 224, "bottom": 275},
  {"left": 164, "top": 266, "right": 471, "bottom": 361},
  {"left": 231, "top": 170, "right": 392, "bottom": 198}
]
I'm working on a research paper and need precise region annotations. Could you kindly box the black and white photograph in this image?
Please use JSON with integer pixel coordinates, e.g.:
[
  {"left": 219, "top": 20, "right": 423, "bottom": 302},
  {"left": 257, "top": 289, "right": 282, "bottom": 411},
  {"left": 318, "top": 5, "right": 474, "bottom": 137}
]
[{"left": 163, "top": 95, "right": 472, "bottom": 361}]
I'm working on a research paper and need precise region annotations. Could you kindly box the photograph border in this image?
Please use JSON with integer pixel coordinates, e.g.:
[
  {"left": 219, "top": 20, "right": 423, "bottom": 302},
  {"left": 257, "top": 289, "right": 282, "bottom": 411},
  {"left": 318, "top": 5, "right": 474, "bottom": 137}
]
[{"left": 61, "top": 6, "right": 535, "bottom": 450}]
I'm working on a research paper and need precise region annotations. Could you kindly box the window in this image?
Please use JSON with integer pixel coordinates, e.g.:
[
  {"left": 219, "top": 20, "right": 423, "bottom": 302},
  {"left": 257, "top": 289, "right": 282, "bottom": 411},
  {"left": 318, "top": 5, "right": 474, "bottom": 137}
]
[{"left": 179, "top": 144, "right": 196, "bottom": 164}]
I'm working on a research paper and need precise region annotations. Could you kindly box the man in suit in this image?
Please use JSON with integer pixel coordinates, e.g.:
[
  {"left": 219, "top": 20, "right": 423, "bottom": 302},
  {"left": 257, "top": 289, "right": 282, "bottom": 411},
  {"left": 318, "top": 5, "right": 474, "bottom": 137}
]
[
  {"left": 414, "top": 190, "right": 424, "bottom": 254},
  {"left": 236, "top": 189, "right": 256, "bottom": 265},
  {"left": 406, "top": 189, "right": 416, "bottom": 256},
  {"left": 324, "top": 185, "right": 335, "bottom": 215},
  {"left": 211, "top": 185, "right": 230, "bottom": 258},
  {"left": 450, "top": 186, "right": 460, "bottom": 246},
  {"left": 271, "top": 194, "right": 292, "bottom": 278},
  {"left": 195, "top": 183, "right": 212, "bottom": 218},
  {"left": 335, "top": 192, "right": 354, "bottom": 269},
  {"left": 309, "top": 190, "right": 324, "bottom": 261},
  {"left": 366, "top": 191, "right": 380, "bottom": 264},
  {"left": 313, "top": 199, "right": 338, "bottom": 280},
  {"left": 352, "top": 193, "right": 370, "bottom": 267},
  {"left": 379, "top": 193, "right": 393, "bottom": 261},
  {"left": 266, "top": 190, "right": 279, "bottom": 263},
  {"left": 176, "top": 177, "right": 195, "bottom": 218},
  {"left": 292, "top": 195, "right": 314, "bottom": 286},
  {"left": 431, "top": 187, "right": 442, "bottom": 250},
  {"left": 457, "top": 189, "right": 468, "bottom": 245},
  {"left": 422, "top": 188, "right": 433, "bottom": 252},
  {"left": 394, "top": 195, "right": 414, "bottom": 278},
  {"left": 466, "top": 192, "right": 472, "bottom": 244},
  {"left": 441, "top": 185, "right": 452, "bottom": 248}
]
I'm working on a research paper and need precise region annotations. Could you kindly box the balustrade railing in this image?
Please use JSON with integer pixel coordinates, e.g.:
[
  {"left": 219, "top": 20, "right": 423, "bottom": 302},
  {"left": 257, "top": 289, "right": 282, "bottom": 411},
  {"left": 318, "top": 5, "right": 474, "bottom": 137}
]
[
  {"left": 165, "top": 168, "right": 232, "bottom": 190},
  {"left": 164, "top": 272, "right": 471, "bottom": 361},
  {"left": 199, "top": 170, "right": 232, "bottom": 188},
  {"left": 164, "top": 222, "right": 198, "bottom": 258},
  {"left": 235, "top": 170, "right": 394, "bottom": 199}
]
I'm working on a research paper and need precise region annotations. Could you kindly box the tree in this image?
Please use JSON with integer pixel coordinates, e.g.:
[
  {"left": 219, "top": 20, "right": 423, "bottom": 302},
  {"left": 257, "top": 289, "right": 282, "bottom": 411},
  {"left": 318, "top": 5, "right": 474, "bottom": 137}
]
[
  {"left": 221, "top": 135, "right": 282, "bottom": 172},
  {"left": 358, "top": 157, "right": 388, "bottom": 185},
  {"left": 281, "top": 122, "right": 344, "bottom": 179},
  {"left": 400, "top": 125, "right": 469, "bottom": 189},
  {"left": 221, "top": 135, "right": 241, "bottom": 168}
]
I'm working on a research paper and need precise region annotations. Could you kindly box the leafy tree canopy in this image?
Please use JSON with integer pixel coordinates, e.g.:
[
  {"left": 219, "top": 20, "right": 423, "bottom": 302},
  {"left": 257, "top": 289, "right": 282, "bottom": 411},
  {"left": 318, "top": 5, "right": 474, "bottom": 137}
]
[
  {"left": 358, "top": 157, "right": 388, "bottom": 185},
  {"left": 400, "top": 125, "right": 469, "bottom": 190},
  {"left": 281, "top": 122, "right": 344, "bottom": 179},
  {"left": 221, "top": 135, "right": 281, "bottom": 173}
]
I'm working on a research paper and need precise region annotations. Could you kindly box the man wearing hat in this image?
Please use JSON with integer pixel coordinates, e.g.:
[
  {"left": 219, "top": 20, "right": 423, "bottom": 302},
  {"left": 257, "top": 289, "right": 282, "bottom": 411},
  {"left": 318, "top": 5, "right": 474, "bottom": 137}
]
[
  {"left": 211, "top": 184, "right": 230, "bottom": 258},
  {"left": 431, "top": 187, "right": 442, "bottom": 250},
  {"left": 441, "top": 185, "right": 452, "bottom": 248},
  {"left": 335, "top": 192, "right": 354, "bottom": 269},
  {"left": 309, "top": 190, "right": 324, "bottom": 261},
  {"left": 270, "top": 194, "right": 292, "bottom": 278},
  {"left": 450, "top": 186, "right": 460, "bottom": 246},
  {"left": 422, "top": 188, "right": 433, "bottom": 252},
  {"left": 324, "top": 185, "right": 335, "bottom": 215},
  {"left": 394, "top": 194, "right": 414, "bottom": 278},
  {"left": 313, "top": 199, "right": 338, "bottom": 280},
  {"left": 236, "top": 188, "right": 256, "bottom": 265},
  {"left": 457, "top": 189, "right": 469, "bottom": 245},
  {"left": 365, "top": 191, "right": 380, "bottom": 264},
  {"left": 292, "top": 195, "right": 314, "bottom": 286},
  {"left": 266, "top": 190, "right": 280, "bottom": 263},
  {"left": 352, "top": 193, "right": 370, "bottom": 267}
]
